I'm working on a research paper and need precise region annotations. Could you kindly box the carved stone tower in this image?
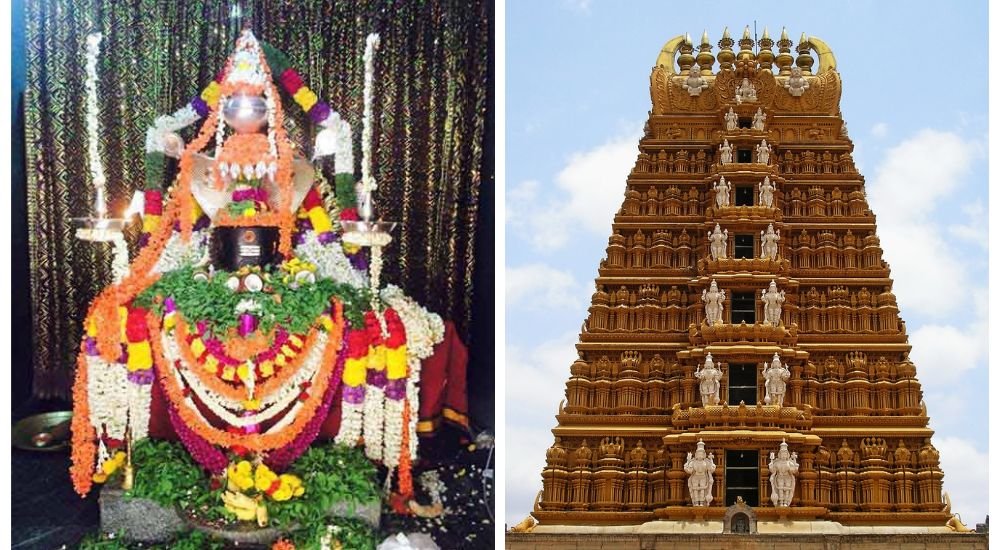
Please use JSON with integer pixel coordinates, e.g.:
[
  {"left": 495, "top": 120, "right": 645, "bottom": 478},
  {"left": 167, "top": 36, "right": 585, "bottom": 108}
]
[{"left": 518, "top": 29, "right": 976, "bottom": 539}]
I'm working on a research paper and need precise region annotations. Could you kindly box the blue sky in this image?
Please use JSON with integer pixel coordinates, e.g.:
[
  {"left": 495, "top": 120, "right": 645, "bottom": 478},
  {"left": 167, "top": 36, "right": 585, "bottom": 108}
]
[{"left": 505, "top": 0, "right": 988, "bottom": 527}]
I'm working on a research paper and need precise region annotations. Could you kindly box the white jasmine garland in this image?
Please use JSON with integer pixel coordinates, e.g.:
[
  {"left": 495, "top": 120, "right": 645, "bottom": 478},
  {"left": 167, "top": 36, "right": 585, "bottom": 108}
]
[
  {"left": 86, "top": 357, "right": 131, "bottom": 441},
  {"left": 382, "top": 397, "right": 405, "bottom": 468},
  {"left": 144, "top": 104, "right": 200, "bottom": 154},
  {"left": 126, "top": 381, "right": 153, "bottom": 442},
  {"left": 214, "top": 94, "right": 228, "bottom": 159},
  {"left": 84, "top": 33, "right": 107, "bottom": 212},
  {"left": 406, "top": 360, "right": 421, "bottom": 459},
  {"left": 294, "top": 231, "right": 368, "bottom": 288},
  {"left": 162, "top": 331, "right": 328, "bottom": 428},
  {"left": 153, "top": 229, "right": 209, "bottom": 273},
  {"left": 381, "top": 285, "right": 445, "bottom": 359},
  {"left": 335, "top": 402, "right": 364, "bottom": 446},
  {"left": 110, "top": 232, "right": 131, "bottom": 283},
  {"left": 360, "top": 33, "right": 379, "bottom": 197},
  {"left": 362, "top": 384, "right": 385, "bottom": 461}
]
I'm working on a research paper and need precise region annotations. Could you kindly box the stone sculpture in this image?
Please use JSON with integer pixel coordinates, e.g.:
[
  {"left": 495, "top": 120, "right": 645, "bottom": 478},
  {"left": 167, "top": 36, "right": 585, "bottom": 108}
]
[
  {"left": 724, "top": 107, "right": 738, "bottom": 131},
  {"left": 756, "top": 139, "right": 771, "bottom": 165},
  {"left": 702, "top": 279, "right": 726, "bottom": 325},
  {"left": 684, "top": 439, "right": 716, "bottom": 506},
  {"left": 762, "top": 352, "right": 790, "bottom": 405},
  {"left": 760, "top": 223, "right": 780, "bottom": 261},
  {"left": 758, "top": 176, "right": 775, "bottom": 208},
  {"left": 708, "top": 224, "right": 728, "bottom": 261},
  {"left": 752, "top": 108, "right": 766, "bottom": 131},
  {"left": 719, "top": 139, "right": 733, "bottom": 164},
  {"left": 713, "top": 176, "right": 731, "bottom": 208},
  {"left": 785, "top": 65, "right": 810, "bottom": 97},
  {"left": 682, "top": 63, "right": 709, "bottom": 96},
  {"left": 768, "top": 440, "right": 799, "bottom": 507},
  {"left": 695, "top": 353, "right": 723, "bottom": 406},
  {"left": 736, "top": 77, "right": 757, "bottom": 104},
  {"left": 761, "top": 280, "right": 785, "bottom": 326}
]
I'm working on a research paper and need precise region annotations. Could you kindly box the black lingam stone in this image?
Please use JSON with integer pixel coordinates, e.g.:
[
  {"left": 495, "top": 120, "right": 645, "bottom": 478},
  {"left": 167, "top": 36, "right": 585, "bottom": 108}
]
[{"left": 210, "top": 226, "right": 281, "bottom": 271}]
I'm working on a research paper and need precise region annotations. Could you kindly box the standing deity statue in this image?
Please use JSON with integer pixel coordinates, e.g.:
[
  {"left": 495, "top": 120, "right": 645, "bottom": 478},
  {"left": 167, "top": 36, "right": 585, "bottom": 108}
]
[
  {"left": 682, "top": 63, "right": 709, "bottom": 96},
  {"left": 708, "top": 224, "right": 728, "bottom": 261},
  {"left": 768, "top": 440, "right": 799, "bottom": 507},
  {"left": 702, "top": 279, "right": 726, "bottom": 325},
  {"left": 684, "top": 439, "right": 717, "bottom": 506},
  {"left": 758, "top": 176, "right": 775, "bottom": 208},
  {"left": 762, "top": 352, "right": 791, "bottom": 406},
  {"left": 760, "top": 223, "right": 780, "bottom": 260},
  {"left": 784, "top": 66, "right": 810, "bottom": 97},
  {"left": 724, "top": 107, "right": 738, "bottom": 131},
  {"left": 756, "top": 139, "right": 771, "bottom": 165},
  {"left": 752, "top": 108, "right": 766, "bottom": 131},
  {"left": 719, "top": 139, "right": 733, "bottom": 164},
  {"left": 735, "top": 78, "right": 757, "bottom": 104},
  {"left": 713, "top": 175, "right": 731, "bottom": 208},
  {"left": 761, "top": 280, "right": 785, "bottom": 326},
  {"left": 695, "top": 353, "right": 723, "bottom": 406}
]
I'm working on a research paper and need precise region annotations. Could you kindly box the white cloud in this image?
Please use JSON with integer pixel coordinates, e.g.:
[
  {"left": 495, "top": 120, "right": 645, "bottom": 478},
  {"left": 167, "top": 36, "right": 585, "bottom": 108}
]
[
  {"left": 866, "top": 129, "right": 981, "bottom": 317},
  {"left": 946, "top": 202, "right": 987, "bottom": 249},
  {"left": 507, "top": 133, "right": 640, "bottom": 250},
  {"left": 936, "top": 436, "right": 989, "bottom": 526},
  {"left": 506, "top": 264, "right": 587, "bottom": 311},
  {"left": 870, "top": 122, "right": 889, "bottom": 138},
  {"left": 505, "top": 334, "right": 580, "bottom": 523}
]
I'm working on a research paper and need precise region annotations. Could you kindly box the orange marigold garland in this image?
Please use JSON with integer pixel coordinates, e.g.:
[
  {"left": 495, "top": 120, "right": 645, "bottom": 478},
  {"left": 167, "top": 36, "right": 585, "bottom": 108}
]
[{"left": 70, "top": 340, "right": 97, "bottom": 496}]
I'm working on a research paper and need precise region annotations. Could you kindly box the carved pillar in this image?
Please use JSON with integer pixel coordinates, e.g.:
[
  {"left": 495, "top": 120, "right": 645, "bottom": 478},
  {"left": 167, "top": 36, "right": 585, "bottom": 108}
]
[
  {"left": 569, "top": 442, "right": 594, "bottom": 511},
  {"left": 541, "top": 441, "right": 570, "bottom": 510},
  {"left": 666, "top": 450, "right": 687, "bottom": 505},
  {"left": 565, "top": 357, "right": 592, "bottom": 414},
  {"left": 893, "top": 441, "right": 915, "bottom": 512},
  {"left": 648, "top": 447, "right": 668, "bottom": 508},
  {"left": 593, "top": 437, "right": 626, "bottom": 511},
  {"left": 834, "top": 441, "right": 858, "bottom": 511},
  {"left": 916, "top": 440, "right": 944, "bottom": 511},
  {"left": 858, "top": 437, "right": 892, "bottom": 512},
  {"left": 798, "top": 450, "right": 818, "bottom": 507},
  {"left": 624, "top": 442, "right": 649, "bottom": 511}
]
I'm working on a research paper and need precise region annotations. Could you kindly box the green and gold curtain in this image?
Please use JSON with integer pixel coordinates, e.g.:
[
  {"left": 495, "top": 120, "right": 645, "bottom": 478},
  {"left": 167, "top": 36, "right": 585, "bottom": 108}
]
[{"left": 24, "top": 0, "right": 491, "bottom": 399}]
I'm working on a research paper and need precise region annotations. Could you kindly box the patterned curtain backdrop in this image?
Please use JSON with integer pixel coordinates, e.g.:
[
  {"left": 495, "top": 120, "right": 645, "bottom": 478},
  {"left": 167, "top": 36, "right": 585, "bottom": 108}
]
[{"left": 24, "top": 0, "right": 491, "bottom": 399}]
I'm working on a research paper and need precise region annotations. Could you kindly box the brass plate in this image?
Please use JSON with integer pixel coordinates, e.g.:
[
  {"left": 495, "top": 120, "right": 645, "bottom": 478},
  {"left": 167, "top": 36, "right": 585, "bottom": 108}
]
[{"left": 12, "top": 411, "right": 73, "bottom": 452}]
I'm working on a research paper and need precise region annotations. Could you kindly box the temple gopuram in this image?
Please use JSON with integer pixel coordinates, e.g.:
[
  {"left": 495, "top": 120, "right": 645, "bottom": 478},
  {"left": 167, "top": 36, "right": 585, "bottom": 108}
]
[{"left": 507, "top": 27, "right": 987, "bottom": 549}]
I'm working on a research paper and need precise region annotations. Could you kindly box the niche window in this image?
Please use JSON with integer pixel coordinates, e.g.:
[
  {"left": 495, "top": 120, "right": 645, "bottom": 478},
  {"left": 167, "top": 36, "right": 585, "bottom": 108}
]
[
  {"left": 731, "top": 291, "right": 756, "bottom": 324},
  {"left": 725, "top": 449, "right": 760, "bottom": 506},
  {"left": 737, "top": 149, "right": 753, "bottom": 163},
  {"left": 734, "top": 186, "right": 754, "bottom": 206},
  {"left": 734, "top": 235, "right": 754, "bottom": 259},
  {"left": 738, "top": 117, "right": 752, "bottom": 129}
]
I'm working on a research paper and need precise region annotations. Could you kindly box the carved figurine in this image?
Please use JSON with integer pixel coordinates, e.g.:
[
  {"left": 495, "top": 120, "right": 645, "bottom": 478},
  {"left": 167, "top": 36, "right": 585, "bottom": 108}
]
[
  {"left": 684, "top": 439, "right": 716, "bottom": 506},
  {"left": 735, "top": 77, "right": 757, "bottom": 104},
  {"left": 752, "top": 108, "right": 766, "bottom": 131},
  {"left": 724, "top": 107, "right": 738, "bottom": 131},
  {"left": 708, "top": 223, "right": 728, "bottom": 261},
  {"left": 761, "top": 280, "right": 785, "bottom": 326},
  {"left": 785, "top": 65, "right": 810, "bottom": 97},
  {"left": 702, "top": 279, "right": 726, "bottom": 326},
  {"left": 768, "top": 440, "right": 799, "bottom": 507},
  {"left": 719, "top": 139, "right": 733, "bottom": 164},
  {"left": 758, "top": 176, "right": 775, "bottom": 208},
  {"left": 760, "top": 223, "right": 780, "bottom": 261},
  {"left": 713, "top": 175, "right": 731, "bottom": 208},
  {"left": 682, "top": 63, "right": 709, "bottom": 97},
  {"left": 695, "top": 353, "right": 723, "bottom": 406},
  {"left": 762, "top": 352, "right": 791, "bottom": 405},
  {"left": 756, "top": 139, "right": 771, "bottom": 165}
]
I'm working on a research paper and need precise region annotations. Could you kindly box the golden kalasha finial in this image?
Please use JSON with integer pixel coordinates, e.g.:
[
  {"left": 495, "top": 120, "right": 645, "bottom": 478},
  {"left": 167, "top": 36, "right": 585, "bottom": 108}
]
[
  {"left": 737, "top": 24, "right": 756, "bottom": 64},
  {"left": 775, "top": 27, "right": 795, "bottom": 75},
  {"left": 796, "top": 32, "right": 815, "bottom": 75},
  {"left": 758, "top": 26, "right": 775, "bottom": 70},
  {"left": 717, "top": 27, "right": 735, "bottom": 71},
  {"left": 696, "top": 30, "right": 715, "bottom": 75},
  {"left": 678, "top": 33, "right": 696, "bottom": 75}
]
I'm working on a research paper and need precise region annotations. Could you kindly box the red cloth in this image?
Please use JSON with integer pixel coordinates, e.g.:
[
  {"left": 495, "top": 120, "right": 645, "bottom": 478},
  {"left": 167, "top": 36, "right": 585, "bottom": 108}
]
[{"left": 148, "top": 320, "right": 469, "bottom": 441}]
